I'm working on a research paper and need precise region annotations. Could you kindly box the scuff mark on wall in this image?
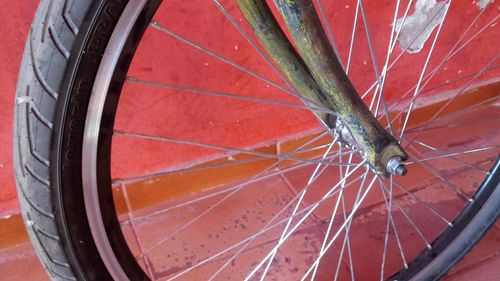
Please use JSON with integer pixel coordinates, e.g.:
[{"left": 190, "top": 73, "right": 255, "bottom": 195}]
[
  {"left": 395, "top": 0, "right": 449, "bottom": 54},
  {"left": 475, "top": 0, "right": 494, "bottom": 10}
]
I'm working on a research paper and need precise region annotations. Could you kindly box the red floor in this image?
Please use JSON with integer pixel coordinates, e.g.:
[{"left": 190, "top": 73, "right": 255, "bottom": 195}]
[{"left": 1, "top": 205, "right": 499, "bottom": 281}]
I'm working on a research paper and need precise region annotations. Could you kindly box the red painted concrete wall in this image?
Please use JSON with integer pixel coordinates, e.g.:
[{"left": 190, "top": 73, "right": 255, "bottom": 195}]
[
  {"left": 0, "top": 1, "right": 38, "bottom": 214},
  {"left": 1, "top": 0, "right": 497, "bottom": 215},
  {"left": 111, "top": 0, "right": 498, "bottom": 179}
]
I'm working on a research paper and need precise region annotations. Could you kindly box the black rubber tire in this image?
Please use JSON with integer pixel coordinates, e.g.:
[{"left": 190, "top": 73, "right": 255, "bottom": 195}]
[
  {"left": 13, "top": 1, "right": 500, "bottom": 281},
  {"left": 14, "top": 0, "right": 151, "bottom": 280},
  {"left": 14, "top": 1, "right": 93, "bottom": 280}
]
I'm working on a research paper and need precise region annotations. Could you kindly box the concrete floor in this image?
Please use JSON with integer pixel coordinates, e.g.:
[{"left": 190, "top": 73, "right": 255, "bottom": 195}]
[{"left": 1, "top": 198, "right": 500, "bottom": 281}]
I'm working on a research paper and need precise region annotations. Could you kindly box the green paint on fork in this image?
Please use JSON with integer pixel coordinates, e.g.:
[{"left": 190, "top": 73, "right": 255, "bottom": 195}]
[{"left": 235, "top": 0, "right": 407, "bottom": 176}]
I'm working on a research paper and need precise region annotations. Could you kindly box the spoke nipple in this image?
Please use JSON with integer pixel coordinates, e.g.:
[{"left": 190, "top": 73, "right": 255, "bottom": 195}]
[{"left": 387, "top": 157, "right": 407, "bottom": 176}]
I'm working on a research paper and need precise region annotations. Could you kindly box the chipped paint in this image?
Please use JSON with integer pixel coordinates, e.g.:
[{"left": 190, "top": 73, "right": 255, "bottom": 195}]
[
  {"left": 475, "top": 0, "right": 494, "bottom": 9},
  {"left": 395, "top": 0, "right": 449, "bottom": 53}
]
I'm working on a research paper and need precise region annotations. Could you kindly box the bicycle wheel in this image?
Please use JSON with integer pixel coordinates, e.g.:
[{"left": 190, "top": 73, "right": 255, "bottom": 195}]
[{"left": 14, "top": 0, "right": 499, "bottom": 280}]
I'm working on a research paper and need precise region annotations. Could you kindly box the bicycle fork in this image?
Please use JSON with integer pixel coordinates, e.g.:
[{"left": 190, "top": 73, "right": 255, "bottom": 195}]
[{"left": 235, "top": 0, "right": 408, "bottom": 177}]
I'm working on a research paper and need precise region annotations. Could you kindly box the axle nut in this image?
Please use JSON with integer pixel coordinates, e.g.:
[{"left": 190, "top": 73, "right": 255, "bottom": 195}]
[{"left": 386, "top": 157, "right": 407, "bottom": 176}]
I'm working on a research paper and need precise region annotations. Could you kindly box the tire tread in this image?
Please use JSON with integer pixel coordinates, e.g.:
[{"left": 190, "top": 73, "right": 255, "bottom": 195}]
[{"left": 14, "top": 0, "right": 93, "bottom": 279}]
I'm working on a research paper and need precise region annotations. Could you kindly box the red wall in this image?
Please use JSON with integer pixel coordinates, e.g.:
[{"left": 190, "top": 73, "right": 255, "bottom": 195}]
[
  {"left": 0, "top": 1, "right": 38, "bottom": 214},
  {"left": 111, "top": 0, "right": 498, "bottom": 179},
  {"left": 0, "top": 0, "right": 497, "bottom": 215}
]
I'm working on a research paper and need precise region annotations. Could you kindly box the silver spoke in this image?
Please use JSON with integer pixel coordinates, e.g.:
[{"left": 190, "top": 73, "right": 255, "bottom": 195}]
[
  {"left": 358, "top": 0, "right": 386, "bottom": 116},
  {"left": 150, "top": 20, "right": 292, "bottom": 95},
  {"left": 135, "top": 135, "right": 353, "bottom": 259},
  {"left": 444, "top": 14, "right": 499, "bottom": 60},
  {"left": 245, "top": 161, "right": 368, "bottom": 280},
  {"left": 399, "top": 0, "right": 451, "bottom": 141},
  {"left": 381, "top": 183, "right": 432, "bottom": 249},
  {"left": 259, "top": 138, "right": 339, "bottom": 280},
  {"left": 373, "top": 1, "right": 490, "bottom": 123},
  {"left": 333, "top": 148, "right": 359, "bottom": 281},
  {"left": 135, "top": 164, "right": 284, "bottom": 259},
  {"left": 310, "top": 146, "right": 357, "bottom": 281},
  {"left": 401, "top": 55, "right": 499, "bottom": 145},
  {"left": 114, "top": 130, "right": 358, "bottom": 166},
  {"left": 383, "top": 13, "right": 498, "bottom": 129},
  {"left": 357, "top": 0, "right": 413, "bottom": 101},
  {"left": 127, "top": 76, "right": 333, "bottom": 114},
  {"left": 124, "top": 148, "right": 356, "bottom": 227},
  {"left": 393, "top": 180, "right": 452, "bottom": 226},
  {"left": 312, "top": 179, "right": 344, "bottom": 280},
  {"left": 300, "top": 175, "right": 378, "bottom": 280},
  {"left": 378, "top": 177, "right": 408, "bottom": 275},
  {"left": 116, "top": 131, "right": 335, "bottom": 185},
  {"left": 207, "top": 148, "right": 336, "bottom": 281},
  {"left": 404, "top": 13, "right": 499, "bottom": 106},
  {"left": 379, "top": 178, "right": 392, "bottom": 280},
  {"left": 346, "top": 0, "right": 361, "bottom": 73},
  {"left": 403, "top": 95, "right": 498, "bottom": 135},
  {"left": 407, "top": 143, "right": 499, "bottom": 167},
  {"left": 316, "top": 0, "right": 343, "bottom": 67},
  {"left": 331, "top": 151, "right": 363, "bottom": 281},
  {"left": 407, "top": 151, "right": 471, "bottom": 201},
  {"left": 359, "top": 0, "right": 381, "bottom": 80},
  {"left": 370, "top": 0, "right": 403, "bottom": 136},
  {"left": 389, "top": 0, "right": 414, "bottom": 54},
  {"left": 312, "top": 147, "right": 356, "bottom": 280},
  {"left": 210, "top": 0, "right": 333, "bottom": 114},
  {"left": 119, "top": 134, "right": 354, "bottom": 227},
  {"left": 366, "top": 0, "right": 494, "bottom": 122},
  {"left": 211, "top": 0, "right": 295, "bottom": 88},
  {"left": 167, "top": 171, "right": 369, "bottom": 280}
]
